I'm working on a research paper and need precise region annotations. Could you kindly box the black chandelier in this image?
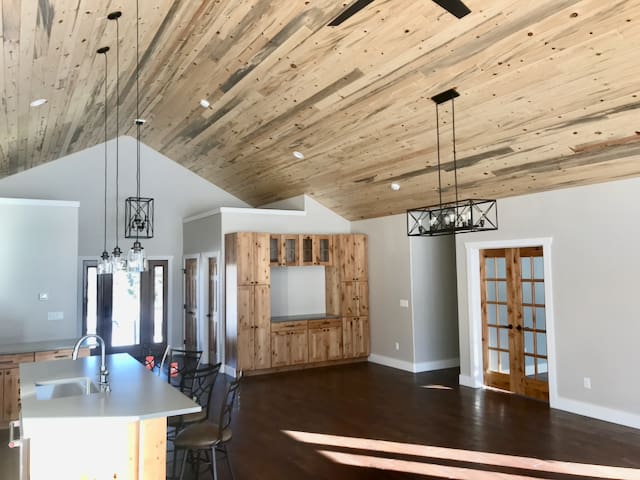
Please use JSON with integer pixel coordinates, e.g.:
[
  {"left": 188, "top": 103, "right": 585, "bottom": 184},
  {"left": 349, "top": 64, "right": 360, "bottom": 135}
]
[
  {"left": 124, "top": 0, "right": 154, "bottom": 273},
  {"left": 407, "top": 88, "right": 497, "bottom": 237}
]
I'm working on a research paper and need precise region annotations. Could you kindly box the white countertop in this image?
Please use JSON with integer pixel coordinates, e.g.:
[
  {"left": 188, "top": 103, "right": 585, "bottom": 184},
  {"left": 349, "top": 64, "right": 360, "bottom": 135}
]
[{"left": 20, "top": 353, "right": 200, "bottom": 422}]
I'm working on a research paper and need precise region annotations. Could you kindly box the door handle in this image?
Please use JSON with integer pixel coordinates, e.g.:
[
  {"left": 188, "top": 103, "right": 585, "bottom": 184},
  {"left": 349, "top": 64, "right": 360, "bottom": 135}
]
[
  {"left": 516, "top": 325, "right": 522, "bottom": 332},
  {"left": 507, "top": 324, "right": 514, "bottom": 329}
]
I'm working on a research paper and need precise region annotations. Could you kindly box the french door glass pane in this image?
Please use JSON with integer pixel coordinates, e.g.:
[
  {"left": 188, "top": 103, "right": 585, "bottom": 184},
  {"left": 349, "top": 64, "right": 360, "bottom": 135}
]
[
  {"left": 499, "top": 328, "right": 508, "bottom": 349},
  {"left": 86, "top": 267, "right": 98, "bottom": 335},
  {"left": 523, "top": 306, "right": 533, "bottom": 328},
  {"left": 489, "top": 350, "right": 498, "bottom": 371},
  {"left": 153, "top": 266, "right": 164, "bottom": 343},
  {"left": 537, "top": 333, "right": 547, "bottom": 356},
  {"left": 486, "top": 282, "right": 496, "bottom": 301},
  {"left": 487, "top": 303, "right": 496, "bottom": 324},
  {"left": 536, "top": 307, "right": 546, "bottom": 330},
  {"left": 498, "top": 305, "right": 508, "bottom": 326},
  {"left": 533, "top": 257, "right": 544, "bottom": 279},
  {"left": 534, "top": 283, "right": 545, "bottom": 304},
  {"left": 112, "top": 271, "right": 141, "bottom": 347},
  {"left": 485, "top": 258, "right": 495, "bottom": 278},
  {"left": 521, "top": 257, "right": 531, "bottom": 279},
  {"left": 497, "top": 281, "right": 507, "bottom": 302},
  {"left": 496, "top": 258, "right": 506, "bottom": 278},
  {"left": 499, "top": 351, "right": 510, "bottom": 373},
  {"left": 489, "top": 328, "right": 498, "bottom": 348}
]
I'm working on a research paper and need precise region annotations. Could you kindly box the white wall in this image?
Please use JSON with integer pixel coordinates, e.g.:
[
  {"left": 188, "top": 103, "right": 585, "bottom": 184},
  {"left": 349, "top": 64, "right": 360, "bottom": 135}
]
[
  {"left": 455, "top": 176, "right": 640, "bottom": 428},
  {"left": 0, "top": 137, "right": 247, "bottom": 346},
  {"left": 351, "top": 214, "right": 459, "bottom": 372},
  {"left": 0, "top": 199, "right": 79, "bottom": 343},
  {"left": 270, "top": 266, "right": 326, "bottom": 317}
]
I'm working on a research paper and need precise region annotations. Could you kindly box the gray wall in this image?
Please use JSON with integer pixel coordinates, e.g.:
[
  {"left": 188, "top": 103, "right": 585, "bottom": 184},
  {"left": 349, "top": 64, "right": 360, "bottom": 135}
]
[
  {"left": 0, "top": 199, "right": 79, "bottom": 343},
  {"left": 410, "top": 235, "right": 459, "bottom": 365},
  {"left": 455, "top": 176, "right": 640, "bottom": 424},
  {"left": 352, "top": 215, "right": 415, "bottom": 364},
  {"left": 183, "top": 213, "right": 222, "bottom": 255}
]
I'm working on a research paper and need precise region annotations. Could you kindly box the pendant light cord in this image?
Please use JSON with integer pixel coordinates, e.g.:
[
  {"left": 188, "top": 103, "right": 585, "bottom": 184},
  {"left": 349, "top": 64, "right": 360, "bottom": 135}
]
[
  {"left": 114, "top": 15, "right": 120, "bottom": 249},
  {"left": 452, "top": 97, "right": 459, "bottom": 208},
  {"left": 136, "top": 0, "right": 141, "bottom": 243},
  {"left": 436, "top": 103, "right": 442, "bottom": 208},
  {"left": 103, "top": 51, "right": 108, "bottom": 253}
]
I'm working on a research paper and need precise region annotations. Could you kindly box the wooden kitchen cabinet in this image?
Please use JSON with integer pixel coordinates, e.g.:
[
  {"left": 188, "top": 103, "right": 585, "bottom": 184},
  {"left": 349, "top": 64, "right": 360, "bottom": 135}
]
[
  {"left": 315, "top": 235, "right": 333, "bottom": 266},
  {"left": 271, "top": 321, "right": 308, "bottom": 367},
  {"left": 282, "top": 235, "right": 301, "bottom": 266},
  {"left": 226, "top": 232, "right": 272, "bottom": 373},
  {"left": 340, "top": 281, "right": 369, "bottom": 317},
  {"left": 0, "top": 352, "right": 35, "bottom": 423},
  {"left": 301, "top": 235, "right": 315, "bottom": 266},
  {"left": 343, "top": 316, "right": 370, "bottom": 358},
  {"left": 337, "top": 234, "right": 368, "bottom": 281},
  {"left": 236, "top": 232, "right": 270, "bottom": 285},
  {"left": 308, "top": 319, "right": 343, "bottom": 362},
  {"left": 237, "top": 284, "right": 271, "bottom": 371}
]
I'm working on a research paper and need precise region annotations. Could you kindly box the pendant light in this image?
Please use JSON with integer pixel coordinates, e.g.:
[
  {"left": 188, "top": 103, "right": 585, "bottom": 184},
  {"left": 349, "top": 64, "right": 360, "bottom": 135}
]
[
  {"left": 108, "top": 10, "right": 127, "bottom": 271},
  {"left": 125, "top": 0, "right": 154, "bottom": 274},
  {"left": 97, "top": 46, "right": 112, "bottom": 275},
  {"left": 407, "top": 88, "right": 498, "bottom": 236}
]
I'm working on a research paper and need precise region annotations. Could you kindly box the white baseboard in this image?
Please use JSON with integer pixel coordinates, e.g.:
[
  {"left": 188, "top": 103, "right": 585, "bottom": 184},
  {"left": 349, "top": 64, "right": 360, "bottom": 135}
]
[
  {"left": 222, "top": 364, "right": 236, "bottom": 377},
  {"left": 459, "top": 374, "right": 481, "bottom": 388},
  {"left": 368, "top": 354, "right": 459, "bottom": 373},
  {"left": 554, "top": 396, "right": 640, "bottom": 430}
]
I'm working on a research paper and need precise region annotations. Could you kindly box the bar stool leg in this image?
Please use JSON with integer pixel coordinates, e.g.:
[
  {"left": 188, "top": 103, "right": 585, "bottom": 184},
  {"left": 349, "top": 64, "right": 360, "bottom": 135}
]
[{"left": 178, "top": 449, "right": 188, "bottom": 480}]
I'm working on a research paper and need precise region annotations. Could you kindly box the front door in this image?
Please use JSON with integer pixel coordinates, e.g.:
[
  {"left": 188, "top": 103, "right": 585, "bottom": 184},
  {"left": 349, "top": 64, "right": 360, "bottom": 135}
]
[
  {"left": 480, "top": 247, "right": 549, "bottom": 401},
  {"left": 207, "top": 257, "right": 218, "bottom": 363},
  {"left": 82, "top": 260, "right": 168, "bottom": 357},
  {"left": 184, "top": 258, "right": 198, "bottom": 350}
]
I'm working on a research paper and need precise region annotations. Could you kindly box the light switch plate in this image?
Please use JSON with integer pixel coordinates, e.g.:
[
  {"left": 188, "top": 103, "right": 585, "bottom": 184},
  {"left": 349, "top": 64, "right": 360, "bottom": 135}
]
[
  {"left": 39, "top": 293, "right": 49, "bottom": 301},
  {"left": 47, "top": 311, "right": 64, "bottom": 321},
  {"left": 399, "top": 299, "right": 409, "bottom": 308}
]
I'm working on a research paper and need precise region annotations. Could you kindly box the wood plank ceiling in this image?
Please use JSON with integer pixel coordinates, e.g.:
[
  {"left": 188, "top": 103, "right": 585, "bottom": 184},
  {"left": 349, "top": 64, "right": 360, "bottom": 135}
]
[{"left": 1, "top": 0, "right": 639, "bottom": 220}]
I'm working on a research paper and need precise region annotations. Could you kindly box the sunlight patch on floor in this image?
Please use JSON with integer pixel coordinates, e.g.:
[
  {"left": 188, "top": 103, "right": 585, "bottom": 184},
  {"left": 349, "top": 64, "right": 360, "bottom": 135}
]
[
  {"left": 283, "top": 430, "right": 640, "bottom": 480},
  {"left": 420, "top": 384, "right": 453, "bottom": 390}
]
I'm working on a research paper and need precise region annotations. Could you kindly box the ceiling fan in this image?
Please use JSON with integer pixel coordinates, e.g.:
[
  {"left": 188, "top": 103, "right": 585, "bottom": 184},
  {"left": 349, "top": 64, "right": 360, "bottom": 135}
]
[{"left": 328, "top": 0, "right": 471, "bottom": 27}]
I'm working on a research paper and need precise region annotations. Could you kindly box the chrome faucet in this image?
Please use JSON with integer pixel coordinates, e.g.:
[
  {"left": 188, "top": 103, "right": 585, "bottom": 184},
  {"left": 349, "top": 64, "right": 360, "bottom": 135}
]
[{"left": 72, "top": 334, "right": 110, "bottom": 392}]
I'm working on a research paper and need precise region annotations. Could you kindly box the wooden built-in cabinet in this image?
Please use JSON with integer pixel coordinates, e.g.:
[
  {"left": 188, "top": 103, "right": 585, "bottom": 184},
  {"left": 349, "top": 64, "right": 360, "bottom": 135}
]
[
  {"left": 308, "top": 319, "right": 343, "bottom": 362},
  {"left": 226, "top": 232, "right": 272, "bottom": 372},
  {"left": 0, "top": 348, "right": 89, "bottom": 426},
  {"left": 226, "top": 232, "right": 368, "bottom": 374},
  {"left": 271, "top": 321, "right": 308, "bottom": 367}
]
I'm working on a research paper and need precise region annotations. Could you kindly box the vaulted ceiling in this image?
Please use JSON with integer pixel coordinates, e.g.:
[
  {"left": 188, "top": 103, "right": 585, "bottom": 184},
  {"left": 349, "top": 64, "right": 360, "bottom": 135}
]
[{"left": 1, "top": 0, "right": 639, "bottom": 219}]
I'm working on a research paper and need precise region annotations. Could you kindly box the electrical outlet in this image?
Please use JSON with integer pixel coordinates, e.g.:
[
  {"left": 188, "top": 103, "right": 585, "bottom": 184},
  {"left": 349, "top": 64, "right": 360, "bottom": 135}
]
[
  {"left": 395, "top": 342, "right": 400, "bottom": 351},
  {"left": 583, "top": 377, "right": 591, "bottom": 389},
  {"left": 47, "top": 311, "right": 64, "bottom": 321}
]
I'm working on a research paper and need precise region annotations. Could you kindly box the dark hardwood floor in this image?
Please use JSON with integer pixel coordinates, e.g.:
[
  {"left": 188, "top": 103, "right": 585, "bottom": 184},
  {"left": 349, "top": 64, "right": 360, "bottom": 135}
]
[{"left": 173, "top": 364, "right": 640, "bottom": 480}]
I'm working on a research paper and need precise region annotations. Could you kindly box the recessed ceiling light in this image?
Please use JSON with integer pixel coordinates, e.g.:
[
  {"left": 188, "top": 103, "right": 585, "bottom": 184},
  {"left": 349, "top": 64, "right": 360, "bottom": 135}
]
[
  {"left": 292, "top": 151, "right": 305, "bottom": 160},
  {"left": 30, "top": 98, "right": 47, "bottom": 107},
  {"left": 199, "top": 99, "right": 210, "bottom": 109},
  {"left": 390, "top": 183, "right": 400, "bottom": 191}
]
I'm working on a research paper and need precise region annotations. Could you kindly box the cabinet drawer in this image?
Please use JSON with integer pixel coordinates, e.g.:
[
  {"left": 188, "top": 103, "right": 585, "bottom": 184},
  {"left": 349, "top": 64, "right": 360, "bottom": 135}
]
[
  {"left": 271, "top": 321, "right": 308, "bottom": 332},
  {"left": 308, "top": 319, "right": 342, "bottom": 330},
  {"left": 35, "top": 349, "right": 74, "bottom": 362},
  {"left": 0, "top": 353, "right": 35, "bottom": 368}
]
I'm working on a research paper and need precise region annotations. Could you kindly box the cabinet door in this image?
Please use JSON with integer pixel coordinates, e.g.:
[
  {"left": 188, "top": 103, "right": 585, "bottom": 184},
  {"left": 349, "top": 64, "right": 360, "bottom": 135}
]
[
  {"left": 271, "top": 331, "right": 290, "bottom": 367},
  {"left": 282, "top": 235, "right": 300, "bottom": 266},
  {"left": 315, "top": 235, "right": 333, "bottom": 266},
  {"left": 289, "top": 329, "right": 309, "bottom": 365},
  {"left": 340, "top": 282, "right": 358, "bottom": 316},
  {"left": 343, "top": 317, "right": 369, "bottom": 358},
  {"left": 3, "top": 368, "right": 20, "bottom": 421},
  {"left": 354, "top": 234, "right": 368, "bottom": 281},
  {"left": 337, "top": 235, "right": 356, "bottom": 281},
  {"left": 301, "top": 236, "right": 315, "bottom": 266},
  {"left": 253, "top": 284, "right": 272, "bottom": 369},
  {"left": 236, "top": 233, "right": 255, "bottom": 285},
  {"left": 358, "top": 281, "right": 369, "bottom": 316},
  {"left": 326, "top": 324, "right": 343, "bottom": 360},
  {"left": 237, "top": 285, "right": 255, "bottom": 371},
  {"left": 254, "top": 233, "right": 271, "bottom": 284},
  {"left": 269, "top": 235, "right": 282, "bottom": 266},
  {"left": 308, "top": 328, "right": 328, "bottom": 363},
  {"left": 34, "top": 349, "right": 74, "bottom": 362}
]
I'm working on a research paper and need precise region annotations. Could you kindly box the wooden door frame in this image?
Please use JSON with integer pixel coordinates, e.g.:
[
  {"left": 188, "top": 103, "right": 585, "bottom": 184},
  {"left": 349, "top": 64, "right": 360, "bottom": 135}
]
[
  {"left": 202, "top": 251, "right": 221, "bottom": 365},
  {"left": 464, "top": 237, "right": 558, "bottom": 407}
]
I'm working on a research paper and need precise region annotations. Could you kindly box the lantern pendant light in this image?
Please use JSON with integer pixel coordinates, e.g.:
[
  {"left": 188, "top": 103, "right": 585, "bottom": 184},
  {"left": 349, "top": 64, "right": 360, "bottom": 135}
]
[
  {"left": 126, "top": 0, "right": 154, "bottom": 274},
  {"left": 97, "top": 46, "right": 112, "bottom": 276}
]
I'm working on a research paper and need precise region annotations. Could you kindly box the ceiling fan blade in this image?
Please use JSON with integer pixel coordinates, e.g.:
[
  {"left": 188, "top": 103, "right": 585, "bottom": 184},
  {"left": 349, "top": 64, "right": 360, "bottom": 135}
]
[
  {"left": 431, "top": 0, "right": 471, "bottom": 19},
  {"left": 328, "top": 0, "right": 375, "bottom": 26}
]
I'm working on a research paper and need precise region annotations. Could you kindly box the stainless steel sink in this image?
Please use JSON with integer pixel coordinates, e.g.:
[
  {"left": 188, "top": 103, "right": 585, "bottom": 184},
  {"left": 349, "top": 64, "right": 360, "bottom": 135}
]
[{"left": 34, "top": 377, "right": 100, "bottom": 400}]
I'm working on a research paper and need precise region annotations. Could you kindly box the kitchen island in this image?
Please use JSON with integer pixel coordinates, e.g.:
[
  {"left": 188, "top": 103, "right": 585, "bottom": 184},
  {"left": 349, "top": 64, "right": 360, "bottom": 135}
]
[{"left": 19, "top": 353, "right": 199, "bottom": 479}]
